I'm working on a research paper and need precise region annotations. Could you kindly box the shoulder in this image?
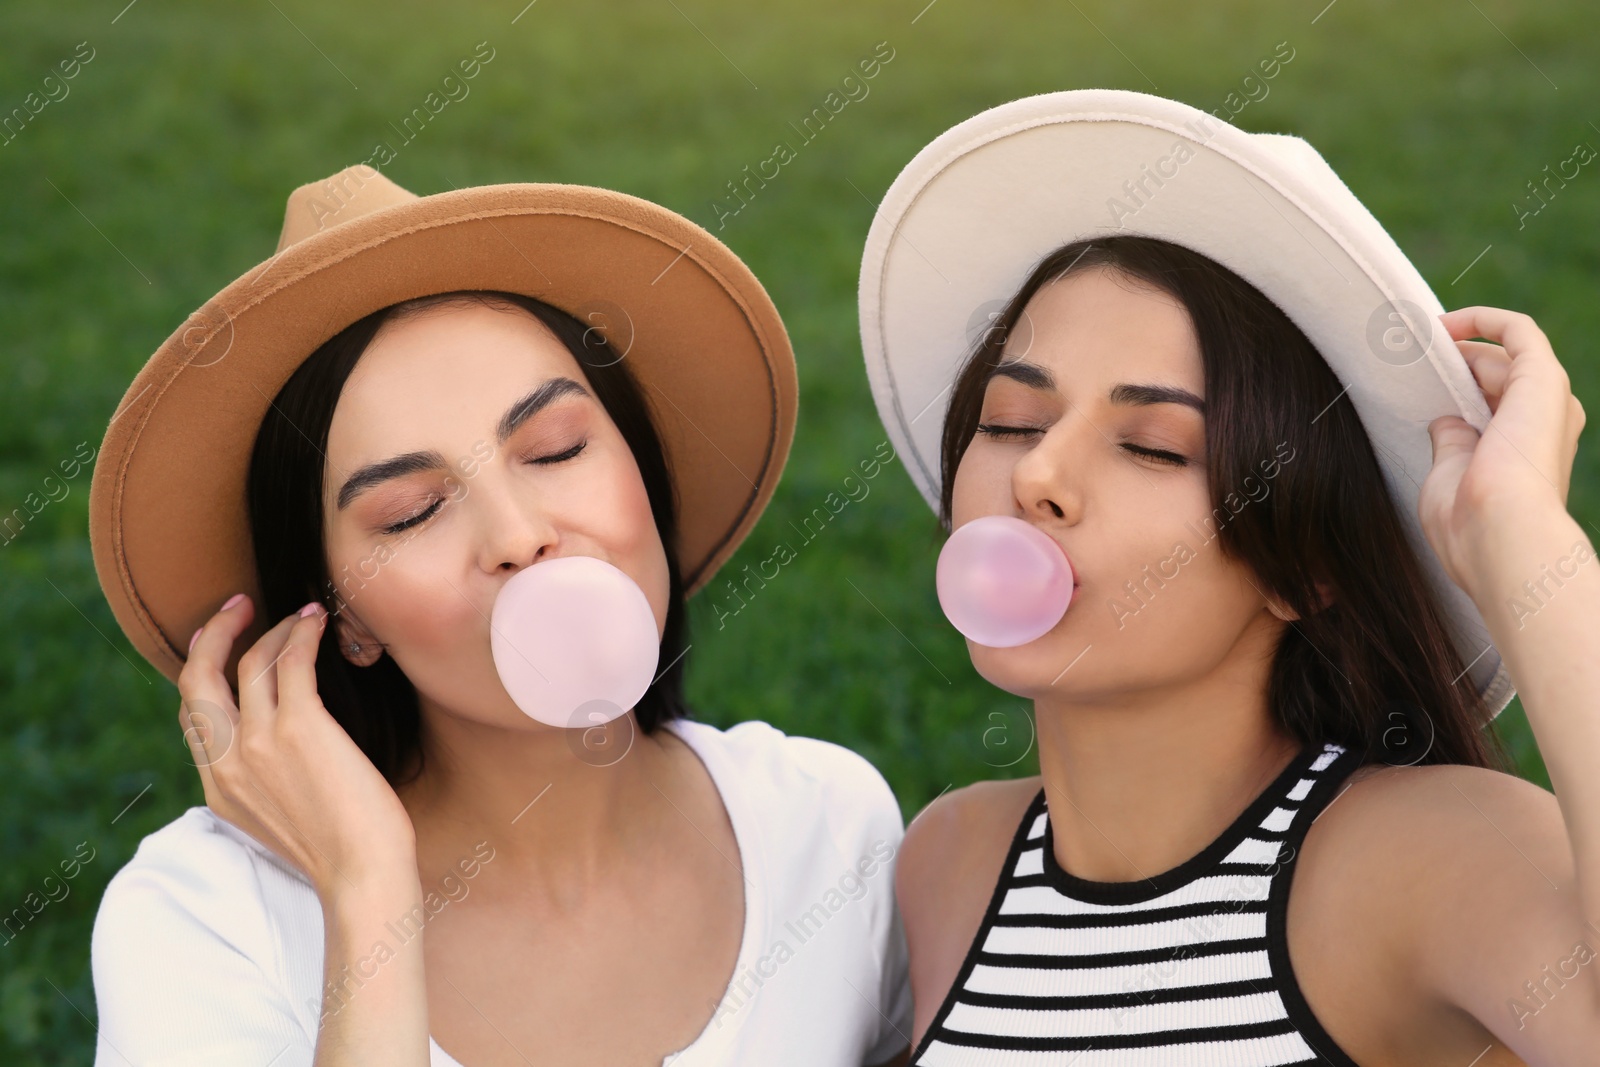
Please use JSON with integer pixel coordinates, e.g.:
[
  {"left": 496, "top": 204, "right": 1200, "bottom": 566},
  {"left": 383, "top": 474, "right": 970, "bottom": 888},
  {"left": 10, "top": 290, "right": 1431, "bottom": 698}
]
[
  {"left": 93, "top": 805, "right": 307, "bottom": 989},
  {"left": 896, "top": 776, "right": 1041, "bottom": 1037},
  {"left": 1297, "top": 760, "right": 1582, "bottom": 1019},
  {"left": 97, "top": 806, "right": 267, "bottom": 923},
  {"left": 669, "top": 717, "right": 904, "bottom": 842},
  {"left": 675, "top": 716, "right": 895, "bottom": 791},
  {"left": 92, "top": 807, "right": 321, "bottom": 1054},
  {"left": 897, "top": 776, "right": 1040, "bottom": 923},
  {"left": 669, "top": 716, "right": 913, "bottom": 1042},
  {"left": 1303, "top": 759, "right": 1567, "bottom": 890}
]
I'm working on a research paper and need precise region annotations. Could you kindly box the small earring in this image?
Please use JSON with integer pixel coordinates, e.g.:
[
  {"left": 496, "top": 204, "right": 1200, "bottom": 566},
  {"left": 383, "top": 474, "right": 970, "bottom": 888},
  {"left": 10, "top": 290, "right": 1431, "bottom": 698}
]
[{"left": 348, "top": 643, "right": 362, "bottom": 654}]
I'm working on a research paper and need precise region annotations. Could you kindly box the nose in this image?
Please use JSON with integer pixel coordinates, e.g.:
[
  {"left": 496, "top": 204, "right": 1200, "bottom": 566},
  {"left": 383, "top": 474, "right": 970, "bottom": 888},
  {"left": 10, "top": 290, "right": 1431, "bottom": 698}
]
[
  {"left": 468, "top": 469, "right": 560, "bottom": 575},
  {"left": 1009, "top": 411, "right": 1084, "bottom": 526}
]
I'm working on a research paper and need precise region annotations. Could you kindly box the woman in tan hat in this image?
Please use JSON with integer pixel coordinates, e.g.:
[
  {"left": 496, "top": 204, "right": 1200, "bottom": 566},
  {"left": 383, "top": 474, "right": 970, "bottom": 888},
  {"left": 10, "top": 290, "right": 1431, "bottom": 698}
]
[
  {"left": 859, "top": 90, "right": 1598, "bottom": 1064},
  {"left": 88, "top": 167, "right": 912, "bottom": 1066}
]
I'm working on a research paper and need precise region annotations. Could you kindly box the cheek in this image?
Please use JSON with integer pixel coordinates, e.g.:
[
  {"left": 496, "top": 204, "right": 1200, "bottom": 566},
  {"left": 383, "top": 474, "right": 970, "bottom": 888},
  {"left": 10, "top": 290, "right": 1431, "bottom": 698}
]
[
  {"left": 628, "top": 485, "right": 671, "bottom": 639},
  {"left": 361, "top": 555, "right": 499, "bottom": 707},
  {"left": 324, "top": 524, "right": 476, "bottom": 651},
  {"left": 588, "top": 447, "right": 671, "bottom": 638},
  {"left": 375, "top": 556, "right": 476, "bottom": 642},
  {"left": 950, "top": 444, "right": 1016, "bottom": 525},
  {"left": 1107, "top": 539, "right": 1263, "bottom": 656},
  {"left": 959, "top": 493, "right": 1261, "bottom": 694}
]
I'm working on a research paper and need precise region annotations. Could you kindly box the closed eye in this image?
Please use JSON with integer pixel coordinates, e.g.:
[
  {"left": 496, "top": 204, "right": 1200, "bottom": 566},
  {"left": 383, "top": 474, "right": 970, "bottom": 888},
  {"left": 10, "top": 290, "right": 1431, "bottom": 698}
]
[
  {"left": 380, "top": 439, "right": 590, "bottom": 535},
  {"left": 531, "top": 439, "right": 587, "bottom": 466},
  {"left": 382, "top": 499, "right": 441, "bottom": 536},
  {"left": 975, "top": 422, "right": 1042, "bottom": 441},
  {"left": 1121, "top": 443, "right": 1188, "bottom": 468},
  {"left": 975, "top": 424, "right": 1188, "bottom": 467}
]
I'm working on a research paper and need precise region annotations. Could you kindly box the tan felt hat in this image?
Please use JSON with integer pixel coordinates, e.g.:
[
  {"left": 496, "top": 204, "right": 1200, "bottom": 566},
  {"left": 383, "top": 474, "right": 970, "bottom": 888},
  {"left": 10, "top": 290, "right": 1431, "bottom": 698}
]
[{"left": 89, "top": 165, "right": 797, "bottom": 692}]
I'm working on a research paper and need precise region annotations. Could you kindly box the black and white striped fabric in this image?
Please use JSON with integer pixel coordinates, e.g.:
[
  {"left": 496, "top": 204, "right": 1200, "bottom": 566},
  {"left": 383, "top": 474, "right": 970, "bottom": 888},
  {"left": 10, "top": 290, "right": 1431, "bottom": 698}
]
[{"left": 910, "top": 741, "right": 1365, "bottom": 1066}]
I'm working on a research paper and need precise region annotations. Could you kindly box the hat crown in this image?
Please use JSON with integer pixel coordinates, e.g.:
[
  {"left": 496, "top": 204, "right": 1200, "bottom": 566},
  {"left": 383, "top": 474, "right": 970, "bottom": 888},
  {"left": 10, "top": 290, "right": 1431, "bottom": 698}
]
[{"left": 275, "top": 165, "right": 418, "bottom": 253}]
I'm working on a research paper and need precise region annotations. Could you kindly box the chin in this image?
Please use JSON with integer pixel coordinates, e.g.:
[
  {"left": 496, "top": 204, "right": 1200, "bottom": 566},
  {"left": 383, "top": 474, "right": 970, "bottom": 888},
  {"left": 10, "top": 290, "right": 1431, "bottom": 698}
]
[{"left": 967, "top": 629, "right": 1088, "bottom": 699}]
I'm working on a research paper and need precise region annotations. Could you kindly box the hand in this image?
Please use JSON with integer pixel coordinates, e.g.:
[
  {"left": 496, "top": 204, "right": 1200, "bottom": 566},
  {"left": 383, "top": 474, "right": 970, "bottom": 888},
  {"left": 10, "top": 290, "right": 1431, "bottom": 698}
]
[
  {"left": 1420, "top": 306, "right": 1586, "bottom": 600},
  {"left": 178, "top": 594, "right": 418, "bottom": 900}
]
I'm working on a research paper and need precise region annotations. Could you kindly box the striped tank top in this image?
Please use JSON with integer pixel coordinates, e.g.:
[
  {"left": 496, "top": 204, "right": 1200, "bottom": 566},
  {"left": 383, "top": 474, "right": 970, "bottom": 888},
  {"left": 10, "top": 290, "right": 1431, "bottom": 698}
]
[{"left": 910, "top": 741, "right": 1366, "bottom": 1066}]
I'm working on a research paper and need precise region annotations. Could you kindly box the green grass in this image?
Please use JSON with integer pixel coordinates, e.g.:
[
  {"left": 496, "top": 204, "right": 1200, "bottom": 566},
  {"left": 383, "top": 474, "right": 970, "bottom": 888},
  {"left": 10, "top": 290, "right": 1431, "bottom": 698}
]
[{"left": 1, "top": 0, "right": 1594, "bottom": 1060}]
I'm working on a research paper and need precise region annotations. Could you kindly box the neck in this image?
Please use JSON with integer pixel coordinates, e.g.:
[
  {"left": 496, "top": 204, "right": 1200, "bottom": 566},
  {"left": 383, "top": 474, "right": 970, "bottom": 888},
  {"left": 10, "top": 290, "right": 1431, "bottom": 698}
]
[
  {"left": 396, "top": 705, "right": 681, "bottom": 904},
  {"left": 1032, "top": 668, "right": 1301, "bottom": 885}
]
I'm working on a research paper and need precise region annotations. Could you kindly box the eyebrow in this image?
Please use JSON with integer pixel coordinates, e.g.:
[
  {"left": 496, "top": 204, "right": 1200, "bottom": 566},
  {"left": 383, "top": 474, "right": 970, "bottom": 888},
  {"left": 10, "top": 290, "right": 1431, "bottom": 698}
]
[
  {"left": 988, "top": 358, "right": 1206, "bottom": 414},
  {"left": 336, "top": 376, "right": 591, "bottom": 510}
]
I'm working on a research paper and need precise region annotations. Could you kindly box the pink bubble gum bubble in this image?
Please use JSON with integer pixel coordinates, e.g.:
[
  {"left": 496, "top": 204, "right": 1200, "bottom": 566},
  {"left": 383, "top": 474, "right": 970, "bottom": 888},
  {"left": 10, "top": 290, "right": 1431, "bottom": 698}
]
[
  {"left": 936, "top": 515, "right": 1074, "bottom": 647},
  {"left": 489, "top": 555, "right": 660, "bottom": 729}
]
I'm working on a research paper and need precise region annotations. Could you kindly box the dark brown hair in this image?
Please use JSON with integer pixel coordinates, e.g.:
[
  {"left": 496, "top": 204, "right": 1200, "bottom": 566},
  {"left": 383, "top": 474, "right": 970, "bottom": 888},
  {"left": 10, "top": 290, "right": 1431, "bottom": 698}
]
[
  {"left": 246, "top": 290, "right": 692, "bottom": 787},
  {"left": 940, "top": 236, "right": 1508, "bottom": 770}
]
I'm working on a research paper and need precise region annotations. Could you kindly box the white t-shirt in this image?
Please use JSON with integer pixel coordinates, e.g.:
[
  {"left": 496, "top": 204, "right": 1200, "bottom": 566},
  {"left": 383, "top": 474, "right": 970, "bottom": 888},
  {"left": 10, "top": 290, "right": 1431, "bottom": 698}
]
[{"left": 90, "top": 717, "right": 913, "bottom": 1066}]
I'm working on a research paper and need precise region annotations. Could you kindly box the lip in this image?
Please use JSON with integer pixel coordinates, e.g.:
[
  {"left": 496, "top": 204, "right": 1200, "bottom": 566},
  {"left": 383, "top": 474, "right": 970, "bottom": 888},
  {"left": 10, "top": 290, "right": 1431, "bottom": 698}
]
[{"left": 1034, "top": 529, "right": 1075, "bottom": 577}]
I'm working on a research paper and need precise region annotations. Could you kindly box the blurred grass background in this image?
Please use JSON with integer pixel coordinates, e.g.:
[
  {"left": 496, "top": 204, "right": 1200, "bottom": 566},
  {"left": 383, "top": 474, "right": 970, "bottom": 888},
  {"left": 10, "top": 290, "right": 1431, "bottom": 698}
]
[{"left": 1, "top": 0, "right": 1594, "bottom": 1060}]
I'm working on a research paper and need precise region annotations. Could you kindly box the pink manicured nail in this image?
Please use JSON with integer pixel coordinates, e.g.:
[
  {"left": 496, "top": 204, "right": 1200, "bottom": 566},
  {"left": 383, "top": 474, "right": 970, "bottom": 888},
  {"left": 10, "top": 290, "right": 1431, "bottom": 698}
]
[
  {"left": 189, "top": 628, "right": 202, "bottom": 652},
  {"left": 222, "top": 593, "right": 247, "bottom": 611},
  {"left": 298, "top": 601, "right": 322, "bottom": 618}
]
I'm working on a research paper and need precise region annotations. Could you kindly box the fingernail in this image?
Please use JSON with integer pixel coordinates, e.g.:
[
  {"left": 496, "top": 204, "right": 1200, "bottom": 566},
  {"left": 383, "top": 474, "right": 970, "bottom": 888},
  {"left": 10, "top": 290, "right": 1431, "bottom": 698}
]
[
  {"left": 189, "top": 628, "right": 202, "bottom": 652},
  {"left": 222, "top": 593, "right": 247, "bottom": 611},
  {"left": 299, "top": 601, "right": 322, "bottom": 618}
]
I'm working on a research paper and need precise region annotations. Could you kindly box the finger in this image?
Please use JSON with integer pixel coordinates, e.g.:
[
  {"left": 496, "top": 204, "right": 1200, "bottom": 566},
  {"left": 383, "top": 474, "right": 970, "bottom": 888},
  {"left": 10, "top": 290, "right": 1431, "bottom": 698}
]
[
  {"left": 273, "top": 605, "right": 330, "bottom": 717},
  {"left": 1439, "top": 307, "right": 1567, "bottom": 390},
  {"left": 1444, "top": 307, "right": 1575, "bottom": 463},
  {"left": 177, "top": 595, "right": 255, "bottom": 769},
  {"left": 1454, "top": 339, "right": 1512, "bottom": 413},
  {"left": 1427, "top": 414, "right": 1480, "bottom": 468},
  {"left": 186, "top": 591, "right": 256, "bottom": 671},
  {"left": 236, "top": 605, "right": 319, "bottom": 725},
  {"left": 1439, "top": 306, "right": 1548, "bottom": 352}
]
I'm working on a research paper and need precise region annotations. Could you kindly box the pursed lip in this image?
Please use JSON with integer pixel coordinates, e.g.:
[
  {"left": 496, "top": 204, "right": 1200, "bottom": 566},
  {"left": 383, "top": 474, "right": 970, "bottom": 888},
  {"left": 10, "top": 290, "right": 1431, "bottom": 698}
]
[{"left": 1045, "top": 533, "right": 1079, "bottom": 588}]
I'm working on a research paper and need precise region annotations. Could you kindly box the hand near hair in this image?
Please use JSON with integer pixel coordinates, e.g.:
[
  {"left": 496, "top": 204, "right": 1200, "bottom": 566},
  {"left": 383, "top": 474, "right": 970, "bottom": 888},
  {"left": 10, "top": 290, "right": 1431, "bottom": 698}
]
[
  {"left": 179, "top": 594, "right": 432, "bottom": 1066},
  {"left": 1415, "top": 313, "right": 1600, "bottom": 1063},
  {"left": 178, "top": 594, "right": 418, "bottom": 898},
  {"left": 1420, "top": 306, "right": 1587, "bottom": 602}
]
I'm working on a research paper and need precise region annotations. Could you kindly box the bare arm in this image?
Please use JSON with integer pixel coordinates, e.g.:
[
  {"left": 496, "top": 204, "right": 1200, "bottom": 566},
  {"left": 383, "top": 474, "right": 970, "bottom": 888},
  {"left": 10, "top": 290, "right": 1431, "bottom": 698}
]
[
  {"left": 183, "top": 596, "right": 432, "bottom": 1065},
  {"left": 1472, "top": 510, "right": 1600, "bottom": 942},
  {"left": 1414, "top": 305, "right": 1600, "bottom": 1059},
  {"left": 313, "top": 881, "right": 432, "bottom": 1066}
]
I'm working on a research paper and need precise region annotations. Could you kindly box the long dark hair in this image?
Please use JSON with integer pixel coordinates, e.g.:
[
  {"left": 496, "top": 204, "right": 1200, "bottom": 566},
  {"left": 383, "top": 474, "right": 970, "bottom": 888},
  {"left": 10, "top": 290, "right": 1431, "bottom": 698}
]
[
  {"left": 246, "top": 290, "right": 692, "bottom": 787},
  {"left": 940, "top": 236, "right": 1508, "bottom": 771}
]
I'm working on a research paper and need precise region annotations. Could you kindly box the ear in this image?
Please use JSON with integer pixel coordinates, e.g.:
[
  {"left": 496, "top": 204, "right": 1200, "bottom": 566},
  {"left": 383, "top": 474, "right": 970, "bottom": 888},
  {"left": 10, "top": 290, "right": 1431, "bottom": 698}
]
[{"left": 330, "top": 601, "right": 385, "bottom": 667}]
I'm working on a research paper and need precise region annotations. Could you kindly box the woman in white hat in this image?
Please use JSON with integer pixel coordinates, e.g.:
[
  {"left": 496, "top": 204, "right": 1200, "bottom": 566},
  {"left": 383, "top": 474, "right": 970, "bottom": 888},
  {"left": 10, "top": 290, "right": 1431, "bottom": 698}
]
[
  {"left": 859, "top": 90, "right": 1597, "bottom": 1063},
  {"left": 88, "top": 168, "right": 912, "bottom": 1066}
]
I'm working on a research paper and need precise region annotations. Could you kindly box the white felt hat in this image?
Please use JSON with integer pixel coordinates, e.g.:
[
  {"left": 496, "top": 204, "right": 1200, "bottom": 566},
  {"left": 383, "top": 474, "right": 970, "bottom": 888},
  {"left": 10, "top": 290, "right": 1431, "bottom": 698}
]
[{"left": 857, "top": 88, "right": 1514, "bottom": 719}]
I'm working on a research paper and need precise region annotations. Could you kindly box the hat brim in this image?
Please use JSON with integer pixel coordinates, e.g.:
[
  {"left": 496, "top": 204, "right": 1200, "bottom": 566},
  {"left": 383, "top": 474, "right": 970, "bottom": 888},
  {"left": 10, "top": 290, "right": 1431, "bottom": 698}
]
[
  {"left": 858, "top": 89, "right": 1513, "bottom": 718},
  {"left": 91, "top": 183, "right": 796, "bottom": 691}
]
